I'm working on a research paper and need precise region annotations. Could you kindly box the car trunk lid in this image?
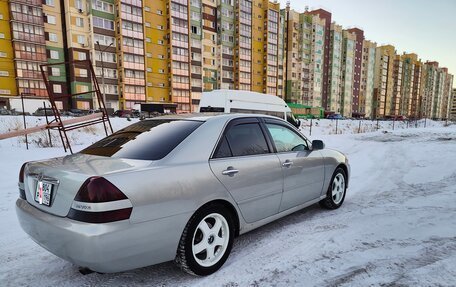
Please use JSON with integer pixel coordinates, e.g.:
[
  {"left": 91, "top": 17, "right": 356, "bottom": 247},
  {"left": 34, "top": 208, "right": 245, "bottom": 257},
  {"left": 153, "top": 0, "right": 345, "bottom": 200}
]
[{"left": 23, "top": 153, "right": 151, "bottom": 217}]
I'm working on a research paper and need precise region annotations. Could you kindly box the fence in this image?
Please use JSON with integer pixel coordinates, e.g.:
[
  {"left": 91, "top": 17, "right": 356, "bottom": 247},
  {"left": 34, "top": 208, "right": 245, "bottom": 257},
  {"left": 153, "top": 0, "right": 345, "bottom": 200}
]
[{"left": 300, "top": 118, "right": 454, "bottom": 137}]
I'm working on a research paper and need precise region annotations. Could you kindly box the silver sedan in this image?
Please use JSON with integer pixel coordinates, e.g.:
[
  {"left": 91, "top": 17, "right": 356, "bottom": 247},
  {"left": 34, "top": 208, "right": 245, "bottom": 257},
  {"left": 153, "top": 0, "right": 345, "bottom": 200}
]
[{"left": 16, "top": 113, "right": 349, "bottom": 276}]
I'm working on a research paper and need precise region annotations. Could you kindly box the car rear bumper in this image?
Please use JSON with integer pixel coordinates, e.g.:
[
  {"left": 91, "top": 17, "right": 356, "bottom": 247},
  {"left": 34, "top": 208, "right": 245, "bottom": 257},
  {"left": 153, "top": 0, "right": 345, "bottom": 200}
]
[{"left": 16, "top": 198, "right": 191, "bottom": 273}]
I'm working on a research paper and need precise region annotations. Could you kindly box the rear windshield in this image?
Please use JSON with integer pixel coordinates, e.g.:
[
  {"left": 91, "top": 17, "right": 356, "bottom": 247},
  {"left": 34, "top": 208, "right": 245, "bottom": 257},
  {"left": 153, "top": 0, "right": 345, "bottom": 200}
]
[{"left": 80, "top": 119, "right": 203, "bottom": 160}]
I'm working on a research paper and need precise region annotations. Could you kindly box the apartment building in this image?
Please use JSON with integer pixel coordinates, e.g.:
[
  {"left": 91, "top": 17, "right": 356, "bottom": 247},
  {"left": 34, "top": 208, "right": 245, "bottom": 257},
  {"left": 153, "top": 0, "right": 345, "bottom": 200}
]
[
  {"left": 217, "top": 0, "right": 235, "bottom": 91},
  {"left": 346, "top": 28, "right": 363, "bottom": 117},
  {"left": 373, "top": 45, "right": 396, "bottom": 118},
  {"left": 450, "top": 89, "right": 456, "bottom": 121},
  {"left": 307, "top": 9, "right": 331, "bottom": 111},
  {"left": 390, "top": 54, "right": 403, "bottom": 116},
  {"left": 277, "top": 6, "right": 286, "bottom": 99},
  {"left": 9, "top": 0, "right": 48, "bottom": 100},
  {"left": 359, "top": 40, "right": 376, "bottom": 118},
  {"left": 202, "top": 0, "right": 217, "bottom": 92},
  {"left": 0, "top": 1, "right": 17, "bottom": 107},
  {"left": 144, "top": 0, "right": 169, "bottom": 105},
  {"left": 327, "top": 23, "right": 343, "bottom": 114},
  {"left": 440, "top": 70, "right": 453, "bottom": 119},
  {"left": 399, "top": 53, "right": 422, "bottom": 118},
  {"left": 340, "top": 30, "right": 356, "bottom": 117}
]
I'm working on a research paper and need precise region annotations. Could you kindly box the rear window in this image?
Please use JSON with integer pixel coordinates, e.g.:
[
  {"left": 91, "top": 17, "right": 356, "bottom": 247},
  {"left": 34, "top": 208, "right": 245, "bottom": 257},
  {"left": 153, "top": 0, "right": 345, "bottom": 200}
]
[{"left": 80, "top": 119, "right": 203, "bottom": 160}]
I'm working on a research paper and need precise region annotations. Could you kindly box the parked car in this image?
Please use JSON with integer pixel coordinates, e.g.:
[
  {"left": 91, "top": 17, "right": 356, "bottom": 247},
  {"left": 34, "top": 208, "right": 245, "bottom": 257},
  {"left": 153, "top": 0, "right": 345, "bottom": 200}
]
[
  {"left": 68, "top": 108, "right": 85, "bottom": 117},
  {"left": 0, "top": 108, "right": 12, "bottom": 115},
  {"left": 327, "top": 113, "right": 345, "bottom": 120},
  {"left": 32, "top": 107, "right": 54, "bottom": 117},
  {"left": 112, "top": 109, "right": 131, "bottom": 118},
  {"left": 112, "top": 109, "right": 141, "bottom": 118},
  {"left": 16, "top": 114, "right": 349, "bottom": 275}
]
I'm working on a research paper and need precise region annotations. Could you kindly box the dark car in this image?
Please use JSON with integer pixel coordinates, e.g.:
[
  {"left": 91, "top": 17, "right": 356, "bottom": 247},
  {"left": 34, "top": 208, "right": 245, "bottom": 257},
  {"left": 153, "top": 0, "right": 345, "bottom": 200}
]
[
  {"left": 33, "top": 108, "right": 54, "bottom": 117},
  {"left": 327, "top": 113, "right": 345, "bottom": 120}
]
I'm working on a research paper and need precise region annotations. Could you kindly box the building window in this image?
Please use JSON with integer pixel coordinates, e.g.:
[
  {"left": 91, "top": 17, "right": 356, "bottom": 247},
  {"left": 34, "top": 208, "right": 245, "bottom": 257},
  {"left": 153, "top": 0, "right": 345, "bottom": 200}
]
[
  {"left": 50, "top": 50, "right": 59, "bottom": 59},
  {"left": 78, "top": 52, "right": 86, "bottom": 60},
  {"left": 75, "top": 0, "right": 83, "bottom": 10},
  {"left": 76, "top": 17, "right": 84, "bottom": 27},
  {"left": 44, "top": 0, "right": 55, "bottom": 6},
  {"left": 48, "top": 33, "right": 58, "bottom": 42},
  {"left": 53, "top": 84, "right": 62, "bottom": 93},
  {"left": 92, "top": 0, "right": 114, "bottom": 13},
  {"left": 77, "top": 35, "right": 85, "bottom": 45},
  {"left": 51, "top": 68, "right": 60, "bottom": 76},
  {"left": 157, "top": 10, "right": 163, "bottom": 15},
  {"left": 46, "top": 15, "right": 56, "bottom": 24}
]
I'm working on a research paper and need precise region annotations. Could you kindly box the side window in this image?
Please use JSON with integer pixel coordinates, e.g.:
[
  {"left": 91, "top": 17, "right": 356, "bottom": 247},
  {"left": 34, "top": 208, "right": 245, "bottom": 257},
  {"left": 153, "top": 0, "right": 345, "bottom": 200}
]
[
  {"left": 225, "top": 123, "right": 269, "bottom": 157},
  {"left": 266, "top": 123, "right": 308, "bottom": 153},
  {"left": 213, "top": 136, "right": 232, "bottom": 158}
]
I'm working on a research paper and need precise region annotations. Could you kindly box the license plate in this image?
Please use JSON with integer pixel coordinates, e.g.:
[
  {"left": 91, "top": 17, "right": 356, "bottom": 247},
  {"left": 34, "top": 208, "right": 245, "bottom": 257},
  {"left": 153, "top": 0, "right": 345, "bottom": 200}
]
[{"left": 35, "top": 181, "right": 53, "bottom": 206}]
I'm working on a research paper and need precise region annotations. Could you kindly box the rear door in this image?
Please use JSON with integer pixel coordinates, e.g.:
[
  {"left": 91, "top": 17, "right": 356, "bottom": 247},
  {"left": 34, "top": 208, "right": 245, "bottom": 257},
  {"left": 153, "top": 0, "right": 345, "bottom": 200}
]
[
  {"left": 209, "top": 118, "right": 283, "bottom": 223},
  {"left": 263, "top": 119, "right": 325, "bottom": 212}
]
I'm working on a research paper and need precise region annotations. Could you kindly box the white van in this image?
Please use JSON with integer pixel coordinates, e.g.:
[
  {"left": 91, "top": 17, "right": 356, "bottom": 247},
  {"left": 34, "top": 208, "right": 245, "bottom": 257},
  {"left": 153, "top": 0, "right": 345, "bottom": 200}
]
[{"left": 198, "top": 90, "right": 300, "bottom": 127}]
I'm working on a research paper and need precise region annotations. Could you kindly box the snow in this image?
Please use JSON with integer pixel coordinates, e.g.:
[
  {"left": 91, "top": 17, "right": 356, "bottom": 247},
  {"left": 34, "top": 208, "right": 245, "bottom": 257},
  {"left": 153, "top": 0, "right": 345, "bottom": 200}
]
[{"left": 1, "top": 116, "right": 456, "bottom": 286}]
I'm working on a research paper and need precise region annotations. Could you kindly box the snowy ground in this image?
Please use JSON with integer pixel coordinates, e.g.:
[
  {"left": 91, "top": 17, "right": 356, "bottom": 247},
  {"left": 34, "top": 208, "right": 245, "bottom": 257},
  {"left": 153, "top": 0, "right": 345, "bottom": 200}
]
[{"left": 1, "top": 116, "right": 456, "bottom": 286}]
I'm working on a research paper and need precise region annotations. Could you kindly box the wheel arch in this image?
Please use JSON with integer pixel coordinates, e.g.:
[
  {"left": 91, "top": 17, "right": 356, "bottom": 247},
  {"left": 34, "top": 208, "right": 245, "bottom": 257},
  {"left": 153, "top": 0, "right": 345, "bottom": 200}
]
[
  {"left": 335, "top": 163, "right": 349, "bottom": 187},
  {"left": 194, "top": 199, "right": 240, "bottom": 237}
]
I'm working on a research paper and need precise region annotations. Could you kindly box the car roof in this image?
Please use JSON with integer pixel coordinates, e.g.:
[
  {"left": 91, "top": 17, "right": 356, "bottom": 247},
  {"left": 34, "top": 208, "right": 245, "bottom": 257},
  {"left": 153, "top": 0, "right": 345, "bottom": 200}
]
[{"left": 150, "top": 112, "right": 280, "bottom": 123}]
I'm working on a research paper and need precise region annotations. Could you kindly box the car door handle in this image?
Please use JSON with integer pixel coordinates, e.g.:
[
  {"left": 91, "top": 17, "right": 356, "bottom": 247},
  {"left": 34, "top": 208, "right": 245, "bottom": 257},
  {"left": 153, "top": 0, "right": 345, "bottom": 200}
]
[
  {"left": 282, "top": 160, "right": 293, "bottom": 168},
  {"left": 222, "top": 167, "right": 239, "bottom": 176}
]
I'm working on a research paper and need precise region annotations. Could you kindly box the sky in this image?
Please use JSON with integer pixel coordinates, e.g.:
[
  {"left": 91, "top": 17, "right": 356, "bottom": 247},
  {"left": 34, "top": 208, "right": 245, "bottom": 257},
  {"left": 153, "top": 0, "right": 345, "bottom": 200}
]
[{"left": 278, "top": 0, "right": 456, "bottom": 87}]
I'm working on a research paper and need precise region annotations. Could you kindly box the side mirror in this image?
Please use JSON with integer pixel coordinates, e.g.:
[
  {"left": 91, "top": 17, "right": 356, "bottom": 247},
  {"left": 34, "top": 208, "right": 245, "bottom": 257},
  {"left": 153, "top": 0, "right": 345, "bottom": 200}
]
[
  {"left": 294, "top": 119, "right": 301, "bottom": 128},
  {"left": 312, "top": 140, "right": 325, "bottom": 150}
]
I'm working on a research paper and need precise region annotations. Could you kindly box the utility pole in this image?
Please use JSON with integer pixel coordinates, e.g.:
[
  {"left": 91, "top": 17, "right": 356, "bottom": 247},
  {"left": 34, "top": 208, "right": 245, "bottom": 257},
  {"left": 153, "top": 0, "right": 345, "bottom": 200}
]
[{"left": 96, "top": 41, "right": 113, "bottom": 109}]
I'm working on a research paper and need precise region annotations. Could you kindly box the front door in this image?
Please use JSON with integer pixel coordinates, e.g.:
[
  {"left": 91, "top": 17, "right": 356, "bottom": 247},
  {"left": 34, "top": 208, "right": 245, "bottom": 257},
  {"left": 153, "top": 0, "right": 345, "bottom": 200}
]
[{"left": 264, "top": 120, "right": 325, "bottom": 212}]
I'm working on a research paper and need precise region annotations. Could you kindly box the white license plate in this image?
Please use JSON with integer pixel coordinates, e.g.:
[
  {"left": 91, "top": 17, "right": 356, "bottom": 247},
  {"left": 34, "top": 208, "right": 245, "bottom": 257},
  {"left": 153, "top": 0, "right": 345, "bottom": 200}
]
[{"left": 35, "top": 181, "right": 53, "bottom": 206}]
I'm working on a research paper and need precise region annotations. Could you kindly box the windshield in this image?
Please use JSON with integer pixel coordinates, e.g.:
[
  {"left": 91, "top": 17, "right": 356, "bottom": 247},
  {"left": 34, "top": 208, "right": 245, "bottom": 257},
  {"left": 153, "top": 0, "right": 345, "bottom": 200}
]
[{"left": 81, "top": 119, "right": 203, "bottom": 160}]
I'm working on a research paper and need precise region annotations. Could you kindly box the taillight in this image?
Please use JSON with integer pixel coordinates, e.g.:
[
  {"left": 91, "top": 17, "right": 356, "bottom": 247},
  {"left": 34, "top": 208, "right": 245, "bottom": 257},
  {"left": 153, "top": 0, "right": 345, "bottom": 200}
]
[
  {"left": 68, "top": 177, "right": 132, "bottom": 223},
  {"left": 18, "top": 162, "right": 27, "bottom": 200},
  {"left": 19, "top": 162, "right": 27, "bottom": 183},
  {"left": 75, "top": 177, "right": 127, "bottom": 203}
]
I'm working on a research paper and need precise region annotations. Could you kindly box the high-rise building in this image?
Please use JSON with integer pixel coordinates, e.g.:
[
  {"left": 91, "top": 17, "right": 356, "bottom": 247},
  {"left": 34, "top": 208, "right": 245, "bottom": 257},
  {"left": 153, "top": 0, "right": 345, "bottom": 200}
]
[
  {"left": 359, "top": 40, "right": 376, "bottom": 118},
  {"left": 234, "top": 0, "right": 252, "bottom": 92},
  {"left": 450, "top": 88, "right": 456, "bottom": 121},
  {"left": 9, "top": 0, "right": 48, "bottom": 100},
  {"left": 340, "top": 30, "right": 356, "bottom": 117},
  {"left": 217, "top": 0, "right": 235, "bottom": 92},
  {"left": 327, "top": 23, "right": 343, "bottom": 114},
  {"left": 391, "top": 54, "right": 403, "bottom": 116},
  {"left": 399, "top": 53, "right": 422, "bottom": 118},
  {"left": 144, "top": 0, "right": 170, "bottom": 105},
  {"left": 190, "top": 0, "right": 204, "bottom": 111},
  {"left": 440, "top": 69, "right": 453, "bottom": 120},
  {"left": 202, "top": 0, "right": 218, "bottom": 92},
  {"left": 346, "top": 28, "right": 364, "bottom": 117},
  {"left": 420, "top": 61, "right": 453, "bottom": 119},
  {"left": 89, "top": 0, "right": 118, "bottom": 109},
  {"left": 307, "top": 9, "right": 331, "bottom": 111},
  {"left": 373, "top": 45, "right": 396, "bottom": 118},
  {"left": 284, "top": 6, "right": 325, "bottom": 109},
  {"left": 0, "top": 1, "right": 17, "bottom": 107}
]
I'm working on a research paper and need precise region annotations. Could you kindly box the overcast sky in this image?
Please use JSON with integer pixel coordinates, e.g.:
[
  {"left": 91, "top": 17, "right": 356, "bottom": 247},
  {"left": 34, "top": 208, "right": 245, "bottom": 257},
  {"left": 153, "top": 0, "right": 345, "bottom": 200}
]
[{"left": 279, "top": 0, "right": 456, "bottom": 86}]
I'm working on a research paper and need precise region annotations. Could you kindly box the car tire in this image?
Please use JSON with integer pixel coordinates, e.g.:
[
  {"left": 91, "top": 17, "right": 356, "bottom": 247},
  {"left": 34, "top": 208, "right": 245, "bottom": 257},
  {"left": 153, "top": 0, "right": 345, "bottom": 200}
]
[
  {"left": 175, "top": 204, "right": 235, "bottom": 276},
  {"left": 319, "top": 167, "right": 347, "bottom": 209}
]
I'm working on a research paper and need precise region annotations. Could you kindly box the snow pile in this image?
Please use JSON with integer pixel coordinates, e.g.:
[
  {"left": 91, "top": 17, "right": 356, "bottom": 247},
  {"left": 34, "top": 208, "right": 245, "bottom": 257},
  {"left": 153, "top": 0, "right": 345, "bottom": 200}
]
[{"left": 0, "top": 116, "right": 455, "bottom": 286}]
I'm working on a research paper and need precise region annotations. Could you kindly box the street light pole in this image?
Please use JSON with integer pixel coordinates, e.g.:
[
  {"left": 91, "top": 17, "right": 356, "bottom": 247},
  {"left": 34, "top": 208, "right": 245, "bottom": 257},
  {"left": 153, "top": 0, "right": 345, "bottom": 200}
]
[{"left": 96, "top": 41, "right": 113, "bottom": 109}]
